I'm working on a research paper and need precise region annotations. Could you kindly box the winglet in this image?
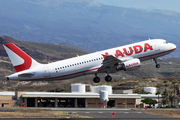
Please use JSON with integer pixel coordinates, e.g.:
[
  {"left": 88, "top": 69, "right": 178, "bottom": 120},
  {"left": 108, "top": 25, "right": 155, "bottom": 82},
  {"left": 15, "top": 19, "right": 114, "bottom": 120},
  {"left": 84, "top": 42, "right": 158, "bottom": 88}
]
[{"left": 101, "top": 52, "right": 109, "bottom": 59}]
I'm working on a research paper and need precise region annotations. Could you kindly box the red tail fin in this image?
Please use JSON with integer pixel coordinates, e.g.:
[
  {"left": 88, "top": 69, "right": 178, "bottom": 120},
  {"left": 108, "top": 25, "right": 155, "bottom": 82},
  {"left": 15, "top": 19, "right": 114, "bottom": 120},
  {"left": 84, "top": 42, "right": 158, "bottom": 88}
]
[{"left": 3, "top": 43, "right": 40, "bottom": 72}]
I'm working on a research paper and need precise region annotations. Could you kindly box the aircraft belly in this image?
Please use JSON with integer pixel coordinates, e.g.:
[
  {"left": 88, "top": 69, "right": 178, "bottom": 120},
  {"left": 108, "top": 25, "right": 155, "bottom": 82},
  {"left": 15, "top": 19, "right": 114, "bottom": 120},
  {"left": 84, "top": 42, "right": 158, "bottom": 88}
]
[
  {"left": 85, "top": 69, "right": 97, "bottom": 75},
  {"left": 63, "top": 72, "right": 84, "bottom": 80}
]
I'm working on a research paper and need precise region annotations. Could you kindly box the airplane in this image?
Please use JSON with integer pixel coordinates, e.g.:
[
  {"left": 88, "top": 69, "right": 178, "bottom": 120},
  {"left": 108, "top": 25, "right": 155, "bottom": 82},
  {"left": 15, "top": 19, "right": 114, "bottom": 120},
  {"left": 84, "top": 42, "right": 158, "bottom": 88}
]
[{"left": 3, "top": 39, "right": 176, "bottom": 83}]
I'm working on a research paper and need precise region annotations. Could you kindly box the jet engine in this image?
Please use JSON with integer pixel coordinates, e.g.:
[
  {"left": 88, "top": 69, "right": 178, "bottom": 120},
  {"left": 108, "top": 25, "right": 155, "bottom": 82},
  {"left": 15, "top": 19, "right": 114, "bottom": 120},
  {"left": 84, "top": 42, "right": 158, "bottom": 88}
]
[{"left": 116, "top": 58, "right": 140, "bottom": 71}]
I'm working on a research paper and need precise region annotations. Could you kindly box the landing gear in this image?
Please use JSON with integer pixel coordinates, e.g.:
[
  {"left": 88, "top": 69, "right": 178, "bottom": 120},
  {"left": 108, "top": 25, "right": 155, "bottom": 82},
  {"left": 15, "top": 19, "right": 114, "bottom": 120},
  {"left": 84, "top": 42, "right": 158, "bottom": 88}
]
[
  {"left": 93, "top": 77, "right": 100, "bottom": 83},
  {"left": 105, "top": 75, "right": 112, "bottom": 82},
  {"left": 156, "top": 64, "right": 160, "bottom": 68},
  {"left": 93, "top": 69, "right": 113, "bottom": 83},
  {"left": 105, "top": 69, "right": 112, "bottom": 82},
  {"left": 93, "top": 74, "right": 100, "bottom": 83},
  {"left": 153, "top": 58, "right": 160, "bottom": 68}
]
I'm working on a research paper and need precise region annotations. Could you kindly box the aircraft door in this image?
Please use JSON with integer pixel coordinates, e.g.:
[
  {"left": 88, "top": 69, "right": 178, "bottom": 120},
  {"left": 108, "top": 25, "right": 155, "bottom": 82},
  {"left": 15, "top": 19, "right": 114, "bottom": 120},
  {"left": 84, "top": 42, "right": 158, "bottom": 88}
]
[{"left": 43, "top": 66, "right": 50, "bottom": 77}]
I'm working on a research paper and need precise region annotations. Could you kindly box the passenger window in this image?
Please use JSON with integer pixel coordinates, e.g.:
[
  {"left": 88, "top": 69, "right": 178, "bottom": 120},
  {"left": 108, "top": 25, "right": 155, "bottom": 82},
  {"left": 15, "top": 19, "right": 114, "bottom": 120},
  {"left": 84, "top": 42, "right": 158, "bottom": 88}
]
[
  {"left": 77, "top": 63, "right": 79, "bottom": 65},
  {"left": 55, "top": 68, "right": 57, "bottom": 70}
]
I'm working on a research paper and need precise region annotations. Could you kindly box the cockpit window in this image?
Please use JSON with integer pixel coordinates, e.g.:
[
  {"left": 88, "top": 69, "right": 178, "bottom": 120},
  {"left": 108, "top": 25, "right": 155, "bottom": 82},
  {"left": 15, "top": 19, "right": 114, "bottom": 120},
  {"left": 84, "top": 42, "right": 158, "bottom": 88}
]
[{"left": 164, "top": 41, "right": 168, "bottom": 44}]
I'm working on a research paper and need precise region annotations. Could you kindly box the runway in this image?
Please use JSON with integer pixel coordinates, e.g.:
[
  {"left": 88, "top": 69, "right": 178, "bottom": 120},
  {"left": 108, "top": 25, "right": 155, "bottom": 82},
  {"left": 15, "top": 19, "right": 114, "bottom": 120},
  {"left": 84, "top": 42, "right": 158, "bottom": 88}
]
[
  {"left": 61, "top": 109, "right": 172, "bottom": 119},
  {"left": 0, "top": 108, "right": 179, "bottom": 120}
]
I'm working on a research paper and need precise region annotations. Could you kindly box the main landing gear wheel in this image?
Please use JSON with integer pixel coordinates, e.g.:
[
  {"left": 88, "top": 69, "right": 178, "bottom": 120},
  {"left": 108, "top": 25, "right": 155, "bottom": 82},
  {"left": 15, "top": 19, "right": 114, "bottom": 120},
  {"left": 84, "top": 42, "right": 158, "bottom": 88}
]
[
  {"left": 105, "top": 75, "right": 112, "bottom": 82},
  {"left": 93, "top": 77, "right": 100, "bottom": 83},
  {"left": 156, "top": 64, "right": 160, "bottom": 68}
]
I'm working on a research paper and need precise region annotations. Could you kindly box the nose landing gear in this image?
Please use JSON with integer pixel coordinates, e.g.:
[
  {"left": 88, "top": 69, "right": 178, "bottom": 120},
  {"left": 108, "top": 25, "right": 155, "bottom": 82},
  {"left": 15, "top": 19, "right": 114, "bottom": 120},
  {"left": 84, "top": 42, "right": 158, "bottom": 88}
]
[{"left": 153, "top": 58, "right": 160, "bottom": 68}]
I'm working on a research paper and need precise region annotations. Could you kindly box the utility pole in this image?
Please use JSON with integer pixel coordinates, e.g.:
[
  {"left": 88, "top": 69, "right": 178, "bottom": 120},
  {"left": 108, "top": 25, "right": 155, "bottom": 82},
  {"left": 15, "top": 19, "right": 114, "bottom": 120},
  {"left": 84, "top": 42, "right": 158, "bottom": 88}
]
[
  {"left": 172, "top": 80, "right": 177, "bottom": 106},
  {"left": 164, "top": 80, "right": 168, "bottom": 106},
  {"left": 2, "top": 82, "right": 7, "bottom": 91}
]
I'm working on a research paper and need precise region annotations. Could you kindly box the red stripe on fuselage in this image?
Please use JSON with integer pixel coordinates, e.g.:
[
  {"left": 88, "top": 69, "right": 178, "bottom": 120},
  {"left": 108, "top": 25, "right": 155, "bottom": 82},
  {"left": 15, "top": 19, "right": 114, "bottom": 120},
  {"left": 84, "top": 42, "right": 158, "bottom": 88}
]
[{"left": 4, "top": 43, "right": 32, "bottom": 72}]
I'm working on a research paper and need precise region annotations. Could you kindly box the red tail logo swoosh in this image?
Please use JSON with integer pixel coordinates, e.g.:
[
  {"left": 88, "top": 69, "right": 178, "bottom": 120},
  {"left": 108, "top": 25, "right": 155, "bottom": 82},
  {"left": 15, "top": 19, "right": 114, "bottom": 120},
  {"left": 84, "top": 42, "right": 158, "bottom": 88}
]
[{"left": 4, "top": 43, "right": 32, "bottom": 72}]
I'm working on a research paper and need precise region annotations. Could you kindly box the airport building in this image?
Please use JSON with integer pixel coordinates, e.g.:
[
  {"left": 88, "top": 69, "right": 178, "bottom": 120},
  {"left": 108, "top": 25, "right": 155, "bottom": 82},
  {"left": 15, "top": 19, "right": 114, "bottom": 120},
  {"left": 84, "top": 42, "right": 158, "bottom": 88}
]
[
  {"left": 0, "top": 92, "right": 16, "bottom": 107},
  {"left": 0, "top": 83, "right": 162, "bottom": 108}
]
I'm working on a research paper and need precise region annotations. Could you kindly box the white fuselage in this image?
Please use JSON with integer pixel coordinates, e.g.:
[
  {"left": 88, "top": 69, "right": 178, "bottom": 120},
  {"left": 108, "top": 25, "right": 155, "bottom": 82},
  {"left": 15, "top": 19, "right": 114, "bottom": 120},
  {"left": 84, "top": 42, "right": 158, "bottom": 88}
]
[{"left": 7, "top": 39, "right": 176, "bottom": 81}]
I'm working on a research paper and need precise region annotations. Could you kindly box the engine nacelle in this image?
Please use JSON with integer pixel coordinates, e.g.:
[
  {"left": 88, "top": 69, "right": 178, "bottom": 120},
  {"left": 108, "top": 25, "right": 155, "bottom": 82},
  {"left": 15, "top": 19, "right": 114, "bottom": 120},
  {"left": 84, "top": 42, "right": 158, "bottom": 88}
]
[{"left": 116, "top": 58, "right": 140, "bottom": 71}]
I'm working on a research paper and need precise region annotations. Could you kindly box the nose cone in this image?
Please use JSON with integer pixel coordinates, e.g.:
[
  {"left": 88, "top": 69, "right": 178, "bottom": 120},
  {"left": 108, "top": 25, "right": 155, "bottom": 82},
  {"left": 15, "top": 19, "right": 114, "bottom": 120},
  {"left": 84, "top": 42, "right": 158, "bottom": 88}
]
[{"left": 170, "top": 43, "right": 176, "bottom": 50}]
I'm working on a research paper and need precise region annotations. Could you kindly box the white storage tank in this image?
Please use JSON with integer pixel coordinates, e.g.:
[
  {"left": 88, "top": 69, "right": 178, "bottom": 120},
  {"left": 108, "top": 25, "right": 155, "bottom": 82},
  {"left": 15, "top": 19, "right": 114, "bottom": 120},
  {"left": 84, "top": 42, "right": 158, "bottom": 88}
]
[
  {"left": 99, "top": 85, "right": 112, "bottom": 95},
  {"left": 91, "top": 85, "right": 112, "bottom": 95},
  {"left": 91, "top": 86, "right": 99, "bottom": 93},
  {"left": 144, "top": 87, "right": 157, "bottom": 94},
  {"left": 100, "top": 90, "right": 109, "bottom": 101},
  {"left": 71, "top": 83, "right": 85, "bottom": 93}
]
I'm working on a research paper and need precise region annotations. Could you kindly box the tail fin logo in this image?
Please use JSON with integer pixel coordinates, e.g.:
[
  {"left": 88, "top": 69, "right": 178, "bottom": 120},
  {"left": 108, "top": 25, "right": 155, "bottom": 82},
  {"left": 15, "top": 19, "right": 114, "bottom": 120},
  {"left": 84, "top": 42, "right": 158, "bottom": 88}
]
[{"left": 3, "top": 43, "right": 32, "bottom": 72}]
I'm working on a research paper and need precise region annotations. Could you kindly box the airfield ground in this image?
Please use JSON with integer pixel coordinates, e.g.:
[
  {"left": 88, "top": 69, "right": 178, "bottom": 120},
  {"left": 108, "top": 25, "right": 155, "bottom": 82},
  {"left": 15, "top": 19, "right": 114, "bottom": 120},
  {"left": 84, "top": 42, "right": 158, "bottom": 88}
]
[
  {"left": 0, "top": 108, "right": 180, "bottom": 118},
  {"left": 137, "top": 109, "right": 180, "bottom": 118},
  {"left": 0, "top": 108, "right": 91, "bottom": 118}
]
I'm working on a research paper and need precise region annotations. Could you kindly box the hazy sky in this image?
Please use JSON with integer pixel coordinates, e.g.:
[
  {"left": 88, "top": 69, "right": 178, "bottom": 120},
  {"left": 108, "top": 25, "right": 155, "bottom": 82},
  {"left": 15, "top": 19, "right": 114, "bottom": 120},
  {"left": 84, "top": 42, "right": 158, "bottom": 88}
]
[{"left": 93, "top": 0, "right": 180, "bottom": 13}]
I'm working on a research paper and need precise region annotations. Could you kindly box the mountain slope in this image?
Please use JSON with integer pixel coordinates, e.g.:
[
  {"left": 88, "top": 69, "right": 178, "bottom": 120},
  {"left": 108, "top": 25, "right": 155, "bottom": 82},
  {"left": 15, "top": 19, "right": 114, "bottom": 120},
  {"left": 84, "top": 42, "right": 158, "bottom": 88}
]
[
  {"left": 0, "top": 0, "right": 179, "bottom": 57},
  {"left": 0, "top": 36, "right": 87, "bottom": 61}
]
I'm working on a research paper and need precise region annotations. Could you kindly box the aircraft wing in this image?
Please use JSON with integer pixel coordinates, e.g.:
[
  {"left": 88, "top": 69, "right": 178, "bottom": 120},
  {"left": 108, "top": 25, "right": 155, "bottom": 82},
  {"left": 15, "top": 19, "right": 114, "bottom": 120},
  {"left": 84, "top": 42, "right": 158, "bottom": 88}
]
[{"left": 98, "top": 55, "right": 133, "bottom": 72}]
